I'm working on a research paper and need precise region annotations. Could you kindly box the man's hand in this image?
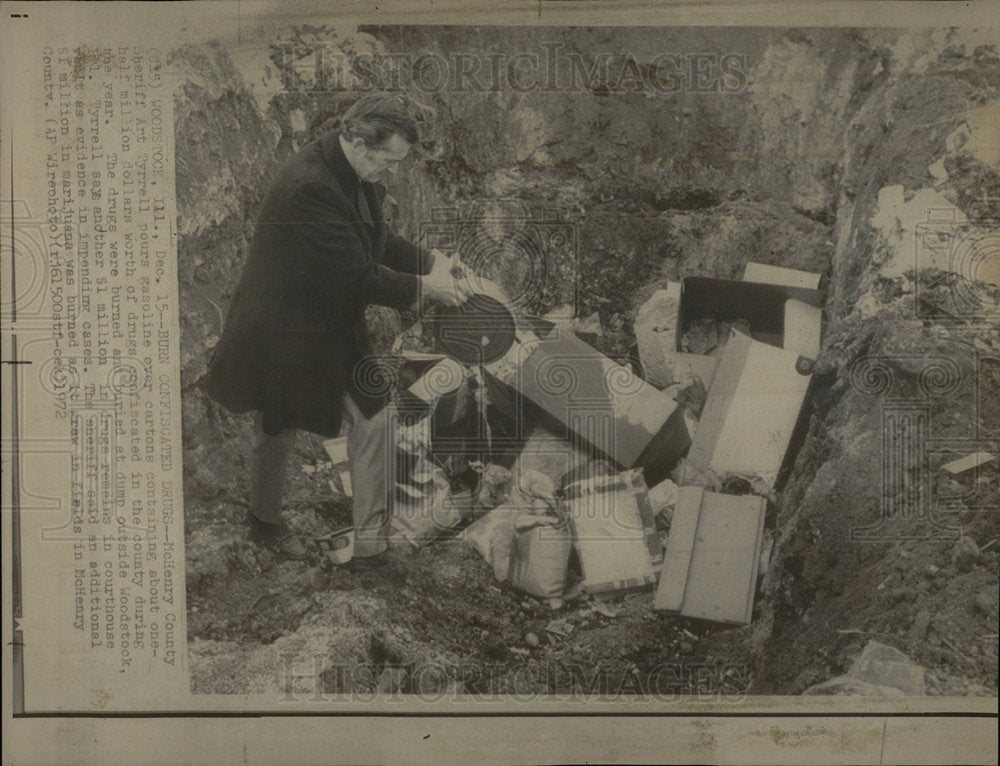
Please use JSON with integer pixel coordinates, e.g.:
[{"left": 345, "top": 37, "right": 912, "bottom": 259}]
[
  {"left": 422, "top": 250, "right": 472, "bottom": 306},
  {"left": 444, "top": 252, "right": 510, "bottom": 306}
]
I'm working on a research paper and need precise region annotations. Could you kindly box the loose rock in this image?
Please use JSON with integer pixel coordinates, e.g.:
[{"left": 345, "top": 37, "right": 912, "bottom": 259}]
[
  {"left": 803, "top": 677, "right": 905, "bottom": 697},
  {"left": 972, "top": 592, "right": 993, "bottom": 616},
  {"left": 908, "top": 609, "right": 931, "bottom": 641},
  {"left": 952, "top": 535, "right": 980, "bottom": 573},
  {"left": 848, "top": 640, "right": 926, "bottom": 695}
]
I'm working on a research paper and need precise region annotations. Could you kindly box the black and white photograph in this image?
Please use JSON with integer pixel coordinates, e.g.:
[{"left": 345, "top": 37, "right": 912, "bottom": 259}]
[
  {"left": 2, "top": 2, "right": 998, "bottom": 764},
  {"left": 176, "top": 21, "right": 999, "bottom": 699}
]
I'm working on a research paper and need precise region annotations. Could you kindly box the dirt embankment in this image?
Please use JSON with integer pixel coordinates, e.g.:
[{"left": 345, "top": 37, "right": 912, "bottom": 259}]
[{"left": 176, "top": 27, "right": 999, "bottom": 695}]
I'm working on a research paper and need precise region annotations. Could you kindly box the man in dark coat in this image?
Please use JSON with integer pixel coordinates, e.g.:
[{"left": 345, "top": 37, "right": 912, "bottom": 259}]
[{"left": 205, "top": 93, "right": 468, "bottom": 560}]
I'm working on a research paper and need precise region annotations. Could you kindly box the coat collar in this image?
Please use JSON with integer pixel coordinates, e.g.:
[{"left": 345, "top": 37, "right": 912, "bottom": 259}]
[
  {"left": 319, "top": 131, "right": 361, "bottom": 195},
  {"left": 317, "top": 131, "right": 383, "bottom": 240}
]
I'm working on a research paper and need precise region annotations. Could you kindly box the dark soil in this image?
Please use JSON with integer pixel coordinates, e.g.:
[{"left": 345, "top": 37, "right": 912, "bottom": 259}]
[{"left": 186, "top": 441, "right": 754, "bottom": 697}]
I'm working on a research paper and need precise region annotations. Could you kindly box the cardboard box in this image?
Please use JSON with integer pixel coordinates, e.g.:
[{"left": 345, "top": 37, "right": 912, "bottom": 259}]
[
  {"left": 565, "top": 469, "right": 663, "bottom": 594},
  {"left": 655, "top": 486, "right": 704, "bottom": 611},
  {"left": 680, "top": 276, "right": 823, "bottom": 352},
  {"left": 743, "top": 261, "right": 823, "bottom": 290},
  {"left": 686, "top": 331, "right": 813, "bottom": 488},
  {"left": 397, "top": 356, "right": 479, "bottom": 457},
  {"left": 635, "top": 283, "right": 682, "bottom": 388},
  {"left": 406, "top": 357, "right": 467, "bottom": 402},
  {"left": 654, "top": 487, "right": 766, "bottom": 624},
  {"left": 635, "top": 284, "right": 723, "bottom": 393},
  {"left": 485, "top": 328, "right": 690, "bottom": 476},
  {"left": 783, "top": 298, "right": 822, "bottom": 360}
]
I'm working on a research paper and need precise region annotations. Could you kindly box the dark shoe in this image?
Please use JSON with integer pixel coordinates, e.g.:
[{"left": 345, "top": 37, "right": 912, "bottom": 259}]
[
  {"left": 246, "top": 512, "right": 309, "bottom": 561},
  {"left": 344, "top": 554, "right": 388, "bottom": 573},
  {"left": 344, "top": 547, "right": 410, "bottom": 575}
]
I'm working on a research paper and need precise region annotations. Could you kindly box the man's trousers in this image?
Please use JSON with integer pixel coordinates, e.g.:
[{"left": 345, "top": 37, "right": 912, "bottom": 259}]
[{"left": 248, "top": 394, "right": 392, "bottom": 558}]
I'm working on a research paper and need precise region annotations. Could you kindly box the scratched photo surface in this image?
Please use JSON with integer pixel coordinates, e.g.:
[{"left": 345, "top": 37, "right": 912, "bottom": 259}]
[{"left": 2, "top": 5, "right": 997, "bottom": 763}]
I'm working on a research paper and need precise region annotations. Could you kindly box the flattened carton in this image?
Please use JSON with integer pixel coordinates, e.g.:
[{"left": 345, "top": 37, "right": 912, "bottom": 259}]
[
  {"left": 564, "top": 469, "right": 663, "bottom": 594},
  {"left": 484, "top": 327, "right": 690, "bottom": 480},
  {"left": 655, "top": 487, "right": 766, "bottom": 625}
]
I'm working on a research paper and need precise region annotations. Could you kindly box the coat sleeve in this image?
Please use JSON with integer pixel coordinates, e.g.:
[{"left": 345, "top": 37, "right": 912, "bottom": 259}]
[
  {"left": 382, "top": 230, "right": 436, "bottom": 276},
  {"left": 289, "top": 182, "right": 420, "bottom": 311},
  {"left": 372, "top": 183, "right": 435, "bottom": 276}
]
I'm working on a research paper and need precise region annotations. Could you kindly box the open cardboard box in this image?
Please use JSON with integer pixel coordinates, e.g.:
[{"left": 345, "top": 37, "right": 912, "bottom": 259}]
[
  {"left": 679, "top": 273, "right": 824, "bottom": 490},
  {"left": 679, "top": 275, "right": 824, "bottom": 352},
  {"left": 636, "top": 270, "right": 823, "bottom": 396}
]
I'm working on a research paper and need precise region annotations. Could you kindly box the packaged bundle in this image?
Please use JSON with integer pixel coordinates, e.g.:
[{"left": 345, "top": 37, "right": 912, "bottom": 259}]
[{"left": 564, "top": 469, "right": 662, "bottom": 594}]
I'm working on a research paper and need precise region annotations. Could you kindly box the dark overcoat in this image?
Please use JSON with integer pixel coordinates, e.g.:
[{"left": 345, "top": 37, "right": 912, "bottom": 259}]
[{"left": 205, "top": 132, "right": 432, "bottom": 437}]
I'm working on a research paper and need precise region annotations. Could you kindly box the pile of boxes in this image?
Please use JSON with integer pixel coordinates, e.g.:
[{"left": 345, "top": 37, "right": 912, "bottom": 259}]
[
  {"left": 640, "top": 262, "right": 823, "bottom": 624},
  {"left": 328, "top": 261, "right": 823, "bottom": 625}
]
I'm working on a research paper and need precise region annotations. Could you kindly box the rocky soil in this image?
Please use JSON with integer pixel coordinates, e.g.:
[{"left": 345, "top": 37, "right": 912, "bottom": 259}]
[{"left": 176, "top": 26, "right": 999, "bottom": 696}]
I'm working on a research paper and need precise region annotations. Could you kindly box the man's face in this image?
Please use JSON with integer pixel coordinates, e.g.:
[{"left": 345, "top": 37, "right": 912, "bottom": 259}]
[{"left": 354, "top": 133, "right": 412, "bottom": 183}]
